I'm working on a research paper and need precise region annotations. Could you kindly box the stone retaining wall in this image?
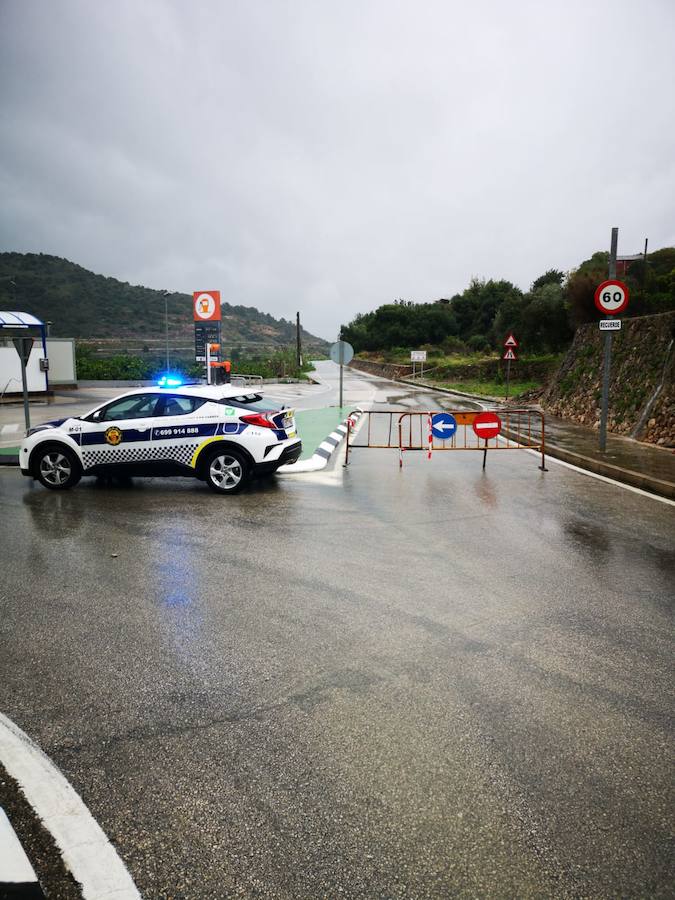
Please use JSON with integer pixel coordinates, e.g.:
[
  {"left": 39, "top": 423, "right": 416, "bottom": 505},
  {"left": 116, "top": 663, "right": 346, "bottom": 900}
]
[{"left": 542, "top": 311, "right": 674, "bottom": 447}]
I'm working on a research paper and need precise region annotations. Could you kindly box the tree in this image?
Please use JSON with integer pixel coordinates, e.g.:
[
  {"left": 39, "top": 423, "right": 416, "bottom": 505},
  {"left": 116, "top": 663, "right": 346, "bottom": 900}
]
[
  {"left": 565, "top": 253, "right": 609, "bottom": 327},
  {"left": 531, "top": 269, "right": 564, "bottom": 291},
  {"left": 520, "top": 283, "right": 573, "bottom": 352}
]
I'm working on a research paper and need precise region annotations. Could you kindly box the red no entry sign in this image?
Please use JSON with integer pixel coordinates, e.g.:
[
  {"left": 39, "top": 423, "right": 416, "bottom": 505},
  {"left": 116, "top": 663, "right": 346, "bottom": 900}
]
[{"left": 473, "top": 411, "right": 501, "bottom": 440}]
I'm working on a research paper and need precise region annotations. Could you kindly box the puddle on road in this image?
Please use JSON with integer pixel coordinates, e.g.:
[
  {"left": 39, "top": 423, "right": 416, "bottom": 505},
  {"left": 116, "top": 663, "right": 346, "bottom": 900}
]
[{"left": 381, "top": 392, "right": 481, "bottom": 413}]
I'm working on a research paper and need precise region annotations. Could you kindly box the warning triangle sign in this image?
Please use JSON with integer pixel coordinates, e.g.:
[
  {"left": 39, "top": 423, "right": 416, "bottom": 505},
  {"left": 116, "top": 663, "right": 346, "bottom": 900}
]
[
  {"left": 504, "top": 333, "right": 518, "bottom": 347},
  {"left": 503, "top": 348, "right": 517, "bottom": 361}
]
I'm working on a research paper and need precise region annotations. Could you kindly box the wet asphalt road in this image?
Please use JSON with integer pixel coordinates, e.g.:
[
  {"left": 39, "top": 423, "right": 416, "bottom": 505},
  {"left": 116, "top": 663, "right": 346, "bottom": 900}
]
[{"left": 0, "top": 369, "right": 674, "bottom": 898}]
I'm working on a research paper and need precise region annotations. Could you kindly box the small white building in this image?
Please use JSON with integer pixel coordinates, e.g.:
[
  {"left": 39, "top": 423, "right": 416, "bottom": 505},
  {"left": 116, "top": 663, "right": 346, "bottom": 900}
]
[{"left": 0, "top": 311, "right": 77, "bottom": 396}]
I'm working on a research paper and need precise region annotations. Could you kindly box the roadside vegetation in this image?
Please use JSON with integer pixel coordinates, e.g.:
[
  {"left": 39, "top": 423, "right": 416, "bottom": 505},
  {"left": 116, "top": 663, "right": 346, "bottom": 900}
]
[
  {"left": 75, "top": 346, "right": 314, "bottom": 382},
  {"left": 424, "top": 378, "right": 543, "bottom": 400},
  {"left": 341, "top": 247, "right": 675, "bottom": 398}
]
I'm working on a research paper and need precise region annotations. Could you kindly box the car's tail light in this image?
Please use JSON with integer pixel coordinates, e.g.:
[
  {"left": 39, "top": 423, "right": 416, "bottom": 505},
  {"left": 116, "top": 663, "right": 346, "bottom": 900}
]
[{"left": 240, "top": 413, "right": 276, "bottom": 429}]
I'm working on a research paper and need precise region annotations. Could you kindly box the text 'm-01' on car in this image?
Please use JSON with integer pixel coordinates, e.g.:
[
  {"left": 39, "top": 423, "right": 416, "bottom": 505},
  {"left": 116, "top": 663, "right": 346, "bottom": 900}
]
[{"left": 19, "top": 381, "right": 301, "bottom": 494}]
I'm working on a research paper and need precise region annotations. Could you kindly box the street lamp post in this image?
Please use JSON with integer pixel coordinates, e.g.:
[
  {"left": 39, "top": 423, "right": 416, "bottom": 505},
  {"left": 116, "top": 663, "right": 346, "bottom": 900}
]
[{"left": 161, "top": 291, "right": 170, "bottom": 370}]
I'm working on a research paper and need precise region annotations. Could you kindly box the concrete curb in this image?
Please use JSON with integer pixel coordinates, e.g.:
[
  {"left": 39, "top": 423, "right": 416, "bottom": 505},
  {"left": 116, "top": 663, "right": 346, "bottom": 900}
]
[
  {"left": 537, "top": 442, "right": 675, "bottom": 500},
  {"left": 0, "top": 713, "right": 141, "bottom": 900},
  {"left": 278, "top": 408, "right": 364, "bottom": 473},
  {"left": 0, "top": 807, "right": 45, "bottom": 898}
]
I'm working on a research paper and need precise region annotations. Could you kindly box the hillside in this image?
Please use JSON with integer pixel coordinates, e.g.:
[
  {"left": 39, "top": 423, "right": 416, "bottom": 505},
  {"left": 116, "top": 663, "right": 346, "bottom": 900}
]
[
  {"left": 0, "top": 252, "right": 328, "bottom": 351},
  {"left": 543, "top": 311, "right": 674, "bottom": 446}
]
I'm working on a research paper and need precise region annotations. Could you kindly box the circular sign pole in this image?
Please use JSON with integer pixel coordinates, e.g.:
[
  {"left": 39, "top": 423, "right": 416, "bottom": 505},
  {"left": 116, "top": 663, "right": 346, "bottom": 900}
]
[
  {"left": 339, "top": 342, "right": 344, "bottom": 410},
  {"left": 330, "top": 340, "right": 354, "bottom": 410},
  {"left": 595, "top": 229, "right": 630, "bottom": 452}
]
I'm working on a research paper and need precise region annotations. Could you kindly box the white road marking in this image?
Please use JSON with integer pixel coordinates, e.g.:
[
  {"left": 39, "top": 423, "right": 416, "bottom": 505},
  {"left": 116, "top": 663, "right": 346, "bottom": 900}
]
[
  {"left": 0, "top": 424, "right": 19, "bottom": 434},
  {"left": 0, "top": 713, "right": 141, "bottom": 900},
  {"left": 524, "top": 447, "right": 675, "bottom": 506},
  {"left": 474, "top": 398, "right": 675, "bottom": 507},
  {"left": 0, "top": 807, "right": 38, "bottom": 883}
]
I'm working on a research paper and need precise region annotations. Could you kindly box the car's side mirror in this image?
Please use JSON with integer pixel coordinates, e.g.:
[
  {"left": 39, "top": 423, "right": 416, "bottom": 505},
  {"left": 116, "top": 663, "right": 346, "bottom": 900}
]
[{"left": 90, "top": 409, "right": 103, "bottom": 421}]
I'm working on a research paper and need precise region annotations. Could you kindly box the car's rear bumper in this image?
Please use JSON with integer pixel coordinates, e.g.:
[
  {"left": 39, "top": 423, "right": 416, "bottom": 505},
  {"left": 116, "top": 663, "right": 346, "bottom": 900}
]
[{"left": 254, "top": 441, "right": 302, "bottom": 474}]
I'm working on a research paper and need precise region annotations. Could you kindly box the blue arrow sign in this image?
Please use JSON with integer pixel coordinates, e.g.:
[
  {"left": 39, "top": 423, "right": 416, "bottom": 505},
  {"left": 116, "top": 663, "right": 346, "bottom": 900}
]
[{"left": 431, "top": 412, "right": 457, "bottom": 440}]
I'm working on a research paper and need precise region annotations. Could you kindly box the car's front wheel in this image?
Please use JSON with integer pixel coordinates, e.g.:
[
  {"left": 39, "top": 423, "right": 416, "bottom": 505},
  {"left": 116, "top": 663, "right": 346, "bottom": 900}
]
[
  {"left": 204, "top": 448, "right": 249, "bottom": 494},
  {"left": 34, "top": 445, "right": 81, "bottom": 490}
]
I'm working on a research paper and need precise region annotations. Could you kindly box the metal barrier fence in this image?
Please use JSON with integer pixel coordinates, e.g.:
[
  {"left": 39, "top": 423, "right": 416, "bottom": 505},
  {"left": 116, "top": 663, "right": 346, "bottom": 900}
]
[
  {"left": 231, "top": 373, "right": 264, "bottom": 387},
  {"left": 345, "top": 408, "right": 547, "bottom": 470}
]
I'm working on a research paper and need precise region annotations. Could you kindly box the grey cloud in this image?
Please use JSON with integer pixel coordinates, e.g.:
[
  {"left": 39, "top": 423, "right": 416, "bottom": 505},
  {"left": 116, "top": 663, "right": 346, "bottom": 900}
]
[{"left": 1, "top": 0, "right": 674, "bottom": 339}]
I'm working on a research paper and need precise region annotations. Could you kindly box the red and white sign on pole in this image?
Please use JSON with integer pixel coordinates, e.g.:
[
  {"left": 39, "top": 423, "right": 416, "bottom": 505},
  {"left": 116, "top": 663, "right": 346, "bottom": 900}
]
[
  {"left": 193, "top": 291, "right": 221, "bottom": 321},
  {"left": 503, "top": 348, "right": 517, "bottom": 361},
  {"left": 472, "top": 412, "right": 502, "bottom": 440},
  {"left": 594, "top": 280, "right": 629, "bottom": 315},
  {"left": 504, "top": 333, "right": 519, "bottom": 348}
]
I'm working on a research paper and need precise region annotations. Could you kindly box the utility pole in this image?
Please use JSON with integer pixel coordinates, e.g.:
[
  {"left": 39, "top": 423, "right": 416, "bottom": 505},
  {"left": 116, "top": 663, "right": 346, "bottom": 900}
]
[
  {"left": 296, "top": 311, "right": 302, "bottom": 368},
  {"left": 599, "top": 227, "right": 618, "bottom": 452},
  {"left": 12, "top": 337, "right": 33, "bottom": 432},
  {"left": 162, "top": 291, "right": 170, "bottom": 370}
]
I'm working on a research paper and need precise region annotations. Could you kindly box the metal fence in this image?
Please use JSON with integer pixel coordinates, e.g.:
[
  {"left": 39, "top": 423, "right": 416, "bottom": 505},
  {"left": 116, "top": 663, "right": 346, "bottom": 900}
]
[
  {"left": 231, "top": 373, "right": 264, "bottom": 387},
  {"left": 345, "top": 408, "right": 547, "bottom": 471}
]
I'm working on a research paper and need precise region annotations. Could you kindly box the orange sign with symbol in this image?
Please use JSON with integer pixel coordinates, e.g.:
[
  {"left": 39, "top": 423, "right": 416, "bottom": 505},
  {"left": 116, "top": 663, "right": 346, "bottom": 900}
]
[
  {"left": 454, "top": 412, "right": 478, "bottom": 426},
  {"left": 193, "top": 291, "right": 221, "bottom": 321}
]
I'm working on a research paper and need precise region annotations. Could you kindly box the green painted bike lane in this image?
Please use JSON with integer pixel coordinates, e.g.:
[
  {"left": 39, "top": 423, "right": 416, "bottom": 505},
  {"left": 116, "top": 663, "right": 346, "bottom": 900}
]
[{"left": 294, "top": 407, "right": 351, "bottom": 459}]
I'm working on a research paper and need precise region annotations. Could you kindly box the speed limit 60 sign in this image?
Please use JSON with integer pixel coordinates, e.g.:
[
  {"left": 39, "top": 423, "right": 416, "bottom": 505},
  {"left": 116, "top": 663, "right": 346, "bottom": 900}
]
[{"left": 594, "top": 280, "right": 629, "bottom": 315}]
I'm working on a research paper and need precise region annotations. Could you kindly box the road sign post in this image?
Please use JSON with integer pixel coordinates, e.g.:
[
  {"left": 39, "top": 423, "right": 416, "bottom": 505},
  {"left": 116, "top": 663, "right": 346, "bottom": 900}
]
[
  {"left": 330, "top": 340, "right": 354, "bottom": 410},
  {"left": 12, "top": 337, "right": 34, "bottom": 431},
  {"left": 502, "top": 335, "right": 518, "bottom": 400},
  {"left": 596, "top": 229, "right": 628, "bottom": 452},
  {"left": 410, "top": 349, "right": 427, "bottom": 380}
]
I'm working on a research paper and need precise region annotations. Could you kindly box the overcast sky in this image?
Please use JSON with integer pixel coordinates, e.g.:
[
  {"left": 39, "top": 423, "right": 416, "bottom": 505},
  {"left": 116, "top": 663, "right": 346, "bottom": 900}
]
[{"left": 1, "top": 0, "right": 674, "bottom": 340}]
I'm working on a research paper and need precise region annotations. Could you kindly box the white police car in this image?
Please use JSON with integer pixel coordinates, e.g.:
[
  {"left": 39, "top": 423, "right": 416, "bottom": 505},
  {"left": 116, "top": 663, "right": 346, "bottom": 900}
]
[{"left": 20, "top": 382, "right": 302, "bottom": 494}]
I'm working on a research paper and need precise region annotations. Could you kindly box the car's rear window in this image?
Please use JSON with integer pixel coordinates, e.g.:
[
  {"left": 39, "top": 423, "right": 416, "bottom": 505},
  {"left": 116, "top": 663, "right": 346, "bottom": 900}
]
[{"left": 223, "top": 394, "right": 276, "bottom": 412}]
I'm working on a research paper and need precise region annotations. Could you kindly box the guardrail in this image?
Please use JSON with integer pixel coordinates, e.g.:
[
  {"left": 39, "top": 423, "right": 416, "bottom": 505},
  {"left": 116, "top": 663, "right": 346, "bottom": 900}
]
[
  {"left": 345, "top": 408, "right": 547, "bottom": 471},
  {"left": 231, "top": 373, "right": 264, "bottom": 387}
]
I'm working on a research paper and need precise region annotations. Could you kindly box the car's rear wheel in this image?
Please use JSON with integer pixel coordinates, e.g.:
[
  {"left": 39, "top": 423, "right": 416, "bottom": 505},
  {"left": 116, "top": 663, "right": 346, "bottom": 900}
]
[
  {"left": 204, "top": 448, "right": 249, "bottom": 494},
  {"left": 34, "top": 445, "right": 81, "bottom": 490}
]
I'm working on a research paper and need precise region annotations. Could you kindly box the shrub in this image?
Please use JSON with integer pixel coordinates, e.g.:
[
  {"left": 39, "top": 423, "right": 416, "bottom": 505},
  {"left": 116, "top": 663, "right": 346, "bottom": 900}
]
[{"left": 467, "top": 334, "right": 490, "bottom": 352}]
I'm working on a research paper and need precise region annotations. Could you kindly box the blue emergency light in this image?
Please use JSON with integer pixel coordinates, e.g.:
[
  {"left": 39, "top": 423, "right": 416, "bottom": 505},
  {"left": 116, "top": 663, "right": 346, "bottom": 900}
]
[{"left": 157, "top": 375, "right": 184, "bottom": 388}]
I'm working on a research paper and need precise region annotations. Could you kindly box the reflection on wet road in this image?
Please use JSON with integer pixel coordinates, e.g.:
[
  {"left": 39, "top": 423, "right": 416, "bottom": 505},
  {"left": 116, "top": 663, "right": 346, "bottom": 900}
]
[{"left": 0, "top": 368, "right": 673, "bottom": 898}]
